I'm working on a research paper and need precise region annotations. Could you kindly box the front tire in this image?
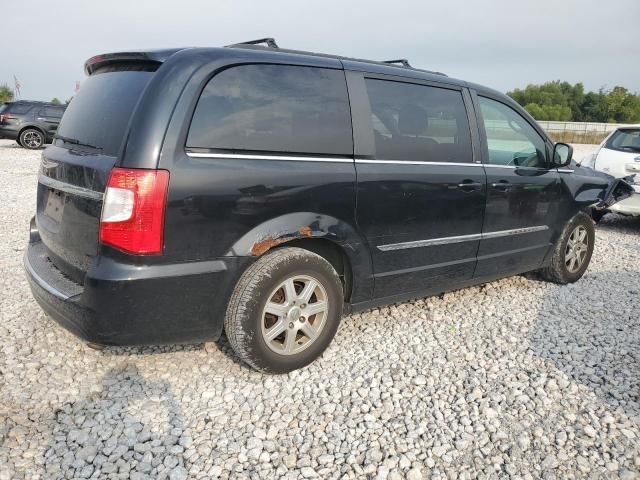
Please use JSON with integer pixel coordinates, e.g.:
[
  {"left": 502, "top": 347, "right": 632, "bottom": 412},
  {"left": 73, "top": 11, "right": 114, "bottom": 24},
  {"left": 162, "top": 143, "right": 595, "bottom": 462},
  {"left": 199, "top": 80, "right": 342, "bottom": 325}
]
[
  {"left": 225, "top": 247, "right": 343, "bottom": 373},
  {"left": 540, "top": 212, "right": 595, "bottom": 284},
  {"left": 19, "top": 128, "right": 45, "bottom": 149}
]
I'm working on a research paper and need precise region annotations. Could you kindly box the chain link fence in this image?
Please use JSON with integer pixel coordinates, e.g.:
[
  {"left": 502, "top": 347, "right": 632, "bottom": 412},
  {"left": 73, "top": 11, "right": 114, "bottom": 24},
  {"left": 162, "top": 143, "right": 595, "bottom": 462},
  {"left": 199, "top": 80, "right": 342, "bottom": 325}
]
[{"left": 536, "top": 121, "right": 632, "bottom": 144}]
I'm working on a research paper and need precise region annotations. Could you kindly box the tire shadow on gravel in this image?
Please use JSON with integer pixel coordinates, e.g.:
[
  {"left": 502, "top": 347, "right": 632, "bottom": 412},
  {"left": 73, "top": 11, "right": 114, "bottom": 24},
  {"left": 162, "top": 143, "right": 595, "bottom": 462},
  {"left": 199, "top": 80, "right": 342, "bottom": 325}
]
[
  {"left": 530, "top": 270, "right": 639, "bottom": 422},
  {"left": 42, "top": 364, "right": 191, "bottom": 479},
  {"left": 100, "top": 343, "right": 206, "bottom": 357},
  {"left": 94, "top": 337, "right": 257, "bottom": 373}
]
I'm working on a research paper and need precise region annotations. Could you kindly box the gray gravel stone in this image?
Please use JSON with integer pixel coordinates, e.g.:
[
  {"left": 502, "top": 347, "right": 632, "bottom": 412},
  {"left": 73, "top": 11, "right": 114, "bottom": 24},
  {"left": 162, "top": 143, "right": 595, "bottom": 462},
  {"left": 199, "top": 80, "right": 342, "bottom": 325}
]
[{"left": 0, "top": 139, "right": 638, "bottom": 478}]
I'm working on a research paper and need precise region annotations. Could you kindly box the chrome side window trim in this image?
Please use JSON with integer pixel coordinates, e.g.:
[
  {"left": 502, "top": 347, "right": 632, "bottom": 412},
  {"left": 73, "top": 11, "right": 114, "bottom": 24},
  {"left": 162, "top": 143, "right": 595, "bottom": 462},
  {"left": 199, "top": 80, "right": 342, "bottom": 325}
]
[
  {"left": 557, "top": 169, "right": 574, "bottom": 173},
  {"left": 185, "top": 152, "right": 354, "bottom": 163},
  {"left": 377, "top": 225, "right": 549, "bottom": 251},
  {"left": 482, "top": 164, "right": 516, "bottom": 169},
  {"left": 355, "top": 159, "right": 481, "bottom": 167}
]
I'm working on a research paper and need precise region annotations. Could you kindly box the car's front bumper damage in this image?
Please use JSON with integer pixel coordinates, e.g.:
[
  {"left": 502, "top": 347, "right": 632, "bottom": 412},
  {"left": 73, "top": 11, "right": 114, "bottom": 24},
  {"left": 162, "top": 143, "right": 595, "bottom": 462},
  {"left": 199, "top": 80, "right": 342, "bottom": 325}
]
[{"left": 562, "top": 164, "right": 635, "bottom": 213}]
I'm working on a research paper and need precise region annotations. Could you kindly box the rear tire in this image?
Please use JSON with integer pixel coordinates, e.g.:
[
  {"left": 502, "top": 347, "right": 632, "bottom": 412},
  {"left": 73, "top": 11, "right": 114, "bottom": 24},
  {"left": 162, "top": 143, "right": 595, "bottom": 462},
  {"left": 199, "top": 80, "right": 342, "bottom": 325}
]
[
  {"left": 225, "top": 247, "right": 343, "bottom": 373},
  {"left": 19, "top": 128, "right": 45, "bottom": 149},
  {"left": 540, "top": 212, "right": 594, "bottom": 284}
]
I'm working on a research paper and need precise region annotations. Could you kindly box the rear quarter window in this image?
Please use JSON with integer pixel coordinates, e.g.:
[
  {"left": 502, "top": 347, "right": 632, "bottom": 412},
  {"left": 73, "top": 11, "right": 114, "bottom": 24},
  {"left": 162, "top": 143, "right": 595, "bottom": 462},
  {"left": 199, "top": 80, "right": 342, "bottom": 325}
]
[
  {"left": 10, "top": 104, "right": 32, "bottom": 114},
  {"left": 186, "top": 64, "right": 352, "bottom": 156}
]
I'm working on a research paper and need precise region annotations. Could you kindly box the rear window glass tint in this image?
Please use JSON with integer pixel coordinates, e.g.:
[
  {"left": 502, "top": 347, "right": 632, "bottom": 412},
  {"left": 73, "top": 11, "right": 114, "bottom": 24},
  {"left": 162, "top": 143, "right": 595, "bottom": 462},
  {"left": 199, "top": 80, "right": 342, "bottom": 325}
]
[
  {"left": 10, "top": 104, "right": 31, "bottom": 114},
  {"left": 56, "top": 70, "right": 153, "bottom": 156},
  {"left": 606, "top": 129, "right": 640, "bottom": 153},
  {"left": 364, "top": 78, "right": 473, "bottom": 163},
  {"left": 187, "top": 64, "right": 352, "bottom": 155}
]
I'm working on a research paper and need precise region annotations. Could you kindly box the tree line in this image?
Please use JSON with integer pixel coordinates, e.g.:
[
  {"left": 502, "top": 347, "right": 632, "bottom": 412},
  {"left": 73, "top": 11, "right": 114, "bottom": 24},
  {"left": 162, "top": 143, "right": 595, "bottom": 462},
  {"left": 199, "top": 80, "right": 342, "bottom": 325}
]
[{"left": 507, "top": 81, "right": 640, "bottom": 123}]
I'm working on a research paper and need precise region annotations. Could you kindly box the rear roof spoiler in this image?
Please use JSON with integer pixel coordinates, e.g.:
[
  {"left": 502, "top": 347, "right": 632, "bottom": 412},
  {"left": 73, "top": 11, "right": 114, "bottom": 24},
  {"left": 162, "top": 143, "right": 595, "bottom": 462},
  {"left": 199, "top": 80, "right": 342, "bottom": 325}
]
[{"left": 84, "top": 49, "right": 184, "bottom": 75}]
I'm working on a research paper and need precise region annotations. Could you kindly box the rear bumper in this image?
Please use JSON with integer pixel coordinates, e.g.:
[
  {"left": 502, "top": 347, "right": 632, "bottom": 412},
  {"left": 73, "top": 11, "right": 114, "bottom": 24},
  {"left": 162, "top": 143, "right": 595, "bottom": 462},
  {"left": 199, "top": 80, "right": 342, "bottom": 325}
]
[
  {"left": 0, "top": 126, "right": 18, "bottom": 140},
  {"left": 24, "top": 240, "right": 252, "bottom": 346}
]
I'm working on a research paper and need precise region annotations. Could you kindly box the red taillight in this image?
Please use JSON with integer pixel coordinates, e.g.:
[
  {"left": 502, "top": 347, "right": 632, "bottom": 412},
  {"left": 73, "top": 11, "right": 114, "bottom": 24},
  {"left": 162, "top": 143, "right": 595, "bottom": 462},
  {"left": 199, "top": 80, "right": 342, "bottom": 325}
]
[
  {"left": 0, "top": 112, "right": 13, "bottom": 122},
  {"left": 99, "top": 168, "right": 170, "bottom": 255}
]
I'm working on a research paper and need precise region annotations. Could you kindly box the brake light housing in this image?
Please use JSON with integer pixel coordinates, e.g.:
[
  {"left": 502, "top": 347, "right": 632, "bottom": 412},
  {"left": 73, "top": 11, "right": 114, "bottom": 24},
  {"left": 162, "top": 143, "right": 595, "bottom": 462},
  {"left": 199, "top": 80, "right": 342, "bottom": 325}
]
[
  {"left": 99, "top": 168, "right": 170, "bottom": 255},
  {"left": 0, "top": 112, "right": 13, "bottom": 122}
]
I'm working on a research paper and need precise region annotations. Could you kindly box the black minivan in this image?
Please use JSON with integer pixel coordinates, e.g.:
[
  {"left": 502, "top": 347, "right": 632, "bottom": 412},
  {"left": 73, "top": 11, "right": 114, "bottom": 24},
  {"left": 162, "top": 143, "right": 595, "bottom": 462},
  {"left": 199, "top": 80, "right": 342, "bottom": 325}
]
[{"left": 24, "top": 39, "right": 632, "bottom": 372}]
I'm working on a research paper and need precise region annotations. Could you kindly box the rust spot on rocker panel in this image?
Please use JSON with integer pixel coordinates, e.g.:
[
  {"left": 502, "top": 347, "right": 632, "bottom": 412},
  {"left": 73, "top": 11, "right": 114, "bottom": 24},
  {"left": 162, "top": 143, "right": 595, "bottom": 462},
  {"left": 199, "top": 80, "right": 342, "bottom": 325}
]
[{"left": 250, "top": 226, "right": 314, "bottom": 256}]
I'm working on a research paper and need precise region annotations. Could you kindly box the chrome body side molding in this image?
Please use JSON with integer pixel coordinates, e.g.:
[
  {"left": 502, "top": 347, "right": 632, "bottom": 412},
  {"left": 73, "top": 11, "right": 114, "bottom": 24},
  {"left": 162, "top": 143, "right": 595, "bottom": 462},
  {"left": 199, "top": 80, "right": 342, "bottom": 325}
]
[{"left": 378, "top": 225, "right": 549, "bottom": 252}]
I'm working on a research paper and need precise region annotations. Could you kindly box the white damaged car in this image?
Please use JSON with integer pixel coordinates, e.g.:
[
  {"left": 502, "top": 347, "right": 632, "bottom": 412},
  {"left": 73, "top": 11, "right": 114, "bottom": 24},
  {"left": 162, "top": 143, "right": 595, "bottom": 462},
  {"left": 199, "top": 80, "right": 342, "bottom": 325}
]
[{"left": 581, "top": 126, "right": 640, "bottom": 220}]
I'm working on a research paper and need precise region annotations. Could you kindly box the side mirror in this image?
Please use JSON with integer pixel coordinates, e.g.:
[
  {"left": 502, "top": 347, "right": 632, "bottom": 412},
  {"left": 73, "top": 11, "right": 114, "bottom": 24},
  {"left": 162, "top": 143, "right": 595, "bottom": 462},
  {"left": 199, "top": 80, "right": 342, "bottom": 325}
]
[{"left": 552, "top": 142, "right": 573, "bottom": 168}]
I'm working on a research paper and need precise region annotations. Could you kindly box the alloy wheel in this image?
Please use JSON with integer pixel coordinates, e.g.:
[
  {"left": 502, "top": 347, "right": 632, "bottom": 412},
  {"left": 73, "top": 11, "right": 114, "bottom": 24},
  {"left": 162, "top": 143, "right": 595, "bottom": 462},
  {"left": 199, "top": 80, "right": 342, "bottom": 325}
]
[
  {"left": 23, "top": 131, "right": 43, "bottom": 148},
  {"left": 261, "top": 275, "right": 329, "bottom": 355},
  {"left": 565, "top": 225, "right": 588, "bottom": 273}
]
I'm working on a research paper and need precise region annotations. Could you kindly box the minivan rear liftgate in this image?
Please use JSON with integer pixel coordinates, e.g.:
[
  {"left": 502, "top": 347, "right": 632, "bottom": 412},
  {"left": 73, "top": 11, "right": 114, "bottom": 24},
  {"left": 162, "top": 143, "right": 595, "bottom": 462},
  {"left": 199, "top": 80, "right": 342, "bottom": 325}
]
[
  {"left": 32, "top": 59, "right": 160, "bottom": 280},
  {"left": 25, "top": 56, "right": 175, "bottom": 342}
]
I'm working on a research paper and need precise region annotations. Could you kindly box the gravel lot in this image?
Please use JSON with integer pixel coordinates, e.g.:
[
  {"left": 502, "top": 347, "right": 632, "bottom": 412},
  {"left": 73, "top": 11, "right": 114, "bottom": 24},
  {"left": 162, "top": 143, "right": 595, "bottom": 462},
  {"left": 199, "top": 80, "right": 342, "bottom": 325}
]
[{"left": 0, "top": 139, "right": 638, "bottom": 479}]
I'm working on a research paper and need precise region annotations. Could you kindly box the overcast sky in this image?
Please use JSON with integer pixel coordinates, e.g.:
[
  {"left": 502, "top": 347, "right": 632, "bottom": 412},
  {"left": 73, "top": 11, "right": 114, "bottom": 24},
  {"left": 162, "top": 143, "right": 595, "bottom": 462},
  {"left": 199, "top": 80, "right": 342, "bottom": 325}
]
[{"left": 2, "top": 0, "right": 639, "bottom": 101}]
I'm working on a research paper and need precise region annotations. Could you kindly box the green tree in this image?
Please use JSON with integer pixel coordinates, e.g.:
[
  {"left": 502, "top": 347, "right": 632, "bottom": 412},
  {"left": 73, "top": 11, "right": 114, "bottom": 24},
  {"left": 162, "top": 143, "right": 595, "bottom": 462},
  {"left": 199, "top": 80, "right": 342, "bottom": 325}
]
[
  {"left": 50, "top": 97, "right": 62, "bottom": 105},
  {"left": 524, "top": 102, "right": 546, "bottom": 120},
  {"left": 606, "top": 86, "right": 640, "bottom": 123},
  {"left": 0, "top": 84, "right": 14, "bottom": 103},
  {"left": 508, "top": 81, "right": 640, "bottom": 123},
  {"left": 582, "top": 91, "right": 608, "bottom": 123}
]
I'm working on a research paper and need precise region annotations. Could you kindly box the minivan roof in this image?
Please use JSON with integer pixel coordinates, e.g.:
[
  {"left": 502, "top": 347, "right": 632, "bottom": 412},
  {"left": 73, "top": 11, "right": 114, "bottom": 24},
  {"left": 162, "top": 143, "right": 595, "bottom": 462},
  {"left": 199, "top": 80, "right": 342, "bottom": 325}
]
[{"left": 84, "top": 43, "right": 506, "bottom": 100}]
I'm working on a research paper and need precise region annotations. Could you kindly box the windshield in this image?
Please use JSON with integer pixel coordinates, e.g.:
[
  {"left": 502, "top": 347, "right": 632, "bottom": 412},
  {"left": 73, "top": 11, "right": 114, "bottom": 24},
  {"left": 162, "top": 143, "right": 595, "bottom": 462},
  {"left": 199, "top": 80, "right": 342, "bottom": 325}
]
[
  {"left": 606, "top": 128, "right": 640, "bottom": 153},
  {"left": 56, "top": 70, "right": 154, "bottom": 156}
]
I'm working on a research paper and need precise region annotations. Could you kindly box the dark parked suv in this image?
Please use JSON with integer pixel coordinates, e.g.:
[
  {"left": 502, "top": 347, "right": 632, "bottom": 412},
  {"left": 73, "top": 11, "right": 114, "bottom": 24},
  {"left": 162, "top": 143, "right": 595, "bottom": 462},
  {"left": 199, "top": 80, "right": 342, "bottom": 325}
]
[
  {"left": 0, "top": 100, "right": 66, "bottom": 149},
  {"left": 24, "top": 39, "right": 632, "bottom": 372}
]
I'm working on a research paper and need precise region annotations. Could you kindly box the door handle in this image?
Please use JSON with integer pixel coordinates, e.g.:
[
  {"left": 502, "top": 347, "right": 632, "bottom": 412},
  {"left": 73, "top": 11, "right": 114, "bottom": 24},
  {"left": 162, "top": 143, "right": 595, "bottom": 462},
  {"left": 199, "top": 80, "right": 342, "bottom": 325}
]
[
  {"left": 491, "top": 181, "right": 512, "bottom": 192},
  {"left": 457, "top": 180, "right": 483, "bottom": 192}
]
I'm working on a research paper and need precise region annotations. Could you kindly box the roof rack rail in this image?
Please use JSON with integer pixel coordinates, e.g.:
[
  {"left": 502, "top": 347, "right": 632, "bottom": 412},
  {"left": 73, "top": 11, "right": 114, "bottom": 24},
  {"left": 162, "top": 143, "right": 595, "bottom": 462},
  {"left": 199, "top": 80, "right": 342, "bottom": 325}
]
[
  {"left": 383, "top": 59, "right": 411, "bottom": 68},
  {"left": 231, "top": 38, "right": 279, "bottom": 48}
]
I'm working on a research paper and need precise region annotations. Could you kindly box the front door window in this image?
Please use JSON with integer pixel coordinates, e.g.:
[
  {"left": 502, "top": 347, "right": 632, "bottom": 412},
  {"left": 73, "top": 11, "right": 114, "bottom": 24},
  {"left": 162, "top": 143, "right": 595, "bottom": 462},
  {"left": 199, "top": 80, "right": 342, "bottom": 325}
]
[{"left": 478, "top": 96, "right": 547, "bottom": 168}]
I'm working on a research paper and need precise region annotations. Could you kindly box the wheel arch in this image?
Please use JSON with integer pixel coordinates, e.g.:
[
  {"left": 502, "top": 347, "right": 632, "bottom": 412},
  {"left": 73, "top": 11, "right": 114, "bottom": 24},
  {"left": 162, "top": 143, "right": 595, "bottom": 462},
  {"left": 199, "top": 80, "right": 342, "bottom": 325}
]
[
  {"left": 224, "top": 212, "right": 373, "bottom": 304},
  {"left": 18, "top": 124, "right": 47, "bottom": 141},
  {"left": 283, "top": 237, "right": 354, "bottom": 301}
]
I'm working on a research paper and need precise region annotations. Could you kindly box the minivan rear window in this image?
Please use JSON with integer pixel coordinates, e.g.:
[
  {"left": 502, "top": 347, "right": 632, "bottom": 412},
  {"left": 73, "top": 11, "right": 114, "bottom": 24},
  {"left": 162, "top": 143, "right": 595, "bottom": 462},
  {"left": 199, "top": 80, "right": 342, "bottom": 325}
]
[
  {"left": 56, "top": 70, "right": 154, "bottom": 156},
  {"left": 187, "top": 64, "right": 352, "bottom": 156}
]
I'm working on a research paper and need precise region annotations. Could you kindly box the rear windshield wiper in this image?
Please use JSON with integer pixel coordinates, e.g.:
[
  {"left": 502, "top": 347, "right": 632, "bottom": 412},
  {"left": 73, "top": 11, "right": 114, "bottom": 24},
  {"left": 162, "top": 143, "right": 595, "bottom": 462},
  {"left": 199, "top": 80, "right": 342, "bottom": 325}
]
[{"left": 54, "top": 134, "right": 103, "bottom": 151}]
